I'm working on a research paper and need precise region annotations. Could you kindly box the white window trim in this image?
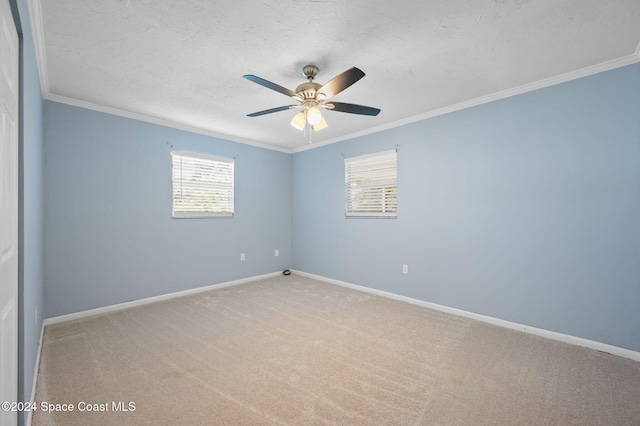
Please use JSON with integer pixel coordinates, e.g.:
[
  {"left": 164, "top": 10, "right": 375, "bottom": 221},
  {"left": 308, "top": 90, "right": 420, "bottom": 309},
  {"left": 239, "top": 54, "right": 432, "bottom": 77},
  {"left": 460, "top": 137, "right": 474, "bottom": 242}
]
[
  {"left": 171, "top": 150, "right": 234, "bottom": 219},
  {"left": 345, "top": 149, "right": 398, "bottom": 219}
]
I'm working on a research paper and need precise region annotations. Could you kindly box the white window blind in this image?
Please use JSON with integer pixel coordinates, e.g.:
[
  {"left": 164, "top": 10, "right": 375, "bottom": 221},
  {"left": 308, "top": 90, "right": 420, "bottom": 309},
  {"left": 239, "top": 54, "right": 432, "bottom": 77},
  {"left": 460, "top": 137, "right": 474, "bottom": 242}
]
[
  {"left": 345, "top": 149, "right": 397, "bottom": 218},
  {"left": 172, "top": 151, "right": 234, "bottom": 218}
]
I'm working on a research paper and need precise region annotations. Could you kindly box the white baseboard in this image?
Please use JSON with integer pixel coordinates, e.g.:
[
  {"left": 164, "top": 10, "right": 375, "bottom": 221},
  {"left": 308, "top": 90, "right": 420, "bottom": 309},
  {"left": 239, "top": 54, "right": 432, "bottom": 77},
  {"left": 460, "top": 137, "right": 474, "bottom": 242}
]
[
  {"left": 292, "top": 270, "right": 640, "bottom": 363},
  {"left": 26, "top": 319, "right": 46, "bottom": 426},
  {"left": 44, "top": 271, "right": 283, "bottom": 326},
  {"left": 41, "top": 269, "right": 640, "bottom": 363}
]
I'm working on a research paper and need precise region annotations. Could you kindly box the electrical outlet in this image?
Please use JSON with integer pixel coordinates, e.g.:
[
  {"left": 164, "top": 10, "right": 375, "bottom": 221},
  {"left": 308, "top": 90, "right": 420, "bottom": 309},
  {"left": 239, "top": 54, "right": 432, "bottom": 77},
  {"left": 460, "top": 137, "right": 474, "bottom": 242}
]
[
  {"left": 240, "top": 253, "right": 245, "bottom": 261},
  {"left": 275, "top": 249, "right": 279, "bottom": 257},
  {"left": 402, "top": 264, "right": 409, "bottom": 274}
]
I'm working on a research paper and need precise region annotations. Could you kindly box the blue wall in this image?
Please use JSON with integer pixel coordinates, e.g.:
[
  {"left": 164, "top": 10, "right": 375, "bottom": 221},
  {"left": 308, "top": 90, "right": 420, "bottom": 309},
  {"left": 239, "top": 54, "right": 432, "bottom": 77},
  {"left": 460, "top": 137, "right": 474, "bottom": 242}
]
[
  {"left": 8, "top": 2, "right": 636, "bottom": 419},
  {"left": 292, "top": 63, "right": 640, "bottom": 352},
  {"left": 44, "top": 102, "right": 292, "bottom": 317},
  {"left": 13, "top": 0, "right": 45, "bottom": 422}
]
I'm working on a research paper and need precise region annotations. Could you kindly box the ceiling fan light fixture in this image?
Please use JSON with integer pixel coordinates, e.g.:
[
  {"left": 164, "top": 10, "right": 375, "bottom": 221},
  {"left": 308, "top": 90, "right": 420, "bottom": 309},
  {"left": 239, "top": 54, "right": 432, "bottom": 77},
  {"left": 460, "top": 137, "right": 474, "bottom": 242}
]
[
  {"left": 311, "top": 116, "right": 328, "bottom": 132},
  {"left": 306, "top": 106, "right": 322, "bottom": 125},
  {"left": 290, "top": 111, "right": 306, "bottom": 130},
  {"left": 245, "top": 65, "right": 380, "bottom": 137}
]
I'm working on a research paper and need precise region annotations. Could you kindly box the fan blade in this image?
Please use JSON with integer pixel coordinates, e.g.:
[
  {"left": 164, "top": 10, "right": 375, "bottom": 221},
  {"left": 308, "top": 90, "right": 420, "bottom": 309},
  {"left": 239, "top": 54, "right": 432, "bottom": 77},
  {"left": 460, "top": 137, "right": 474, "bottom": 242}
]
[
  {"left": 318, "top": 67, "right": 365, "bottom": 99},
  {"left": 325, "top": 102, "right": 380, "bottom": 116},
  {"left": 243, "top": 74, "right": 301, "bottom": 100},
  {"left": 247, "top": 105, "right": 299, "bottom": 117}
]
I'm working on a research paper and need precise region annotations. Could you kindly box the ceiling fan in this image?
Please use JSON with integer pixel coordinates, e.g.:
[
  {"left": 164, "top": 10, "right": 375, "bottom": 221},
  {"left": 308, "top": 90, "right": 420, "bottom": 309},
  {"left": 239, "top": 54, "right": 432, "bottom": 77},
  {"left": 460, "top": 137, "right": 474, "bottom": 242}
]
[{"left": 243, "top": 65, "right": 380, "bottom": 132}]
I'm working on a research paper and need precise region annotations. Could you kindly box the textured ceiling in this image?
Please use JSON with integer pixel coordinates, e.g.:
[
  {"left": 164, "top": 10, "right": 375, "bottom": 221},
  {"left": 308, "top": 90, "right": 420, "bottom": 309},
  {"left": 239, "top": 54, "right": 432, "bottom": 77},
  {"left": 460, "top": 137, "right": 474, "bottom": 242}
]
[{"left": 31, "top": 0, "right": 640, "bottom": 152}]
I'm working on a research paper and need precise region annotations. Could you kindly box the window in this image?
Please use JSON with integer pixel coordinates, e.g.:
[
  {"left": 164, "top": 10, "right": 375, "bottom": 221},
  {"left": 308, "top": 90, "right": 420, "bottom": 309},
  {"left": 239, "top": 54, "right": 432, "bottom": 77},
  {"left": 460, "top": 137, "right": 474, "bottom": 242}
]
[
  {"left": 171, "top": 151, "right": 234, "bottom": 218},
  {"left": 345, "top": 149, "right": 397, "bottom": 218}
]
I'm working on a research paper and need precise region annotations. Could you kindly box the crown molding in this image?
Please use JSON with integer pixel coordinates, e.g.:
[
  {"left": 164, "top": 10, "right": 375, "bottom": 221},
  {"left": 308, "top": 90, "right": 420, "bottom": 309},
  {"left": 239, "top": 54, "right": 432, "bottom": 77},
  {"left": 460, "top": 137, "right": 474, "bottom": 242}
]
[
  {"left": 45, "top": 94, "right": 294, "bottom": 154},
  {"left": 27, "top": 0, "right": 640, "bottom": 155},
  {"left": 293, "top": 53, "right": 640, "bottom": 153},
  {"left": 44, "top": 49, "right": 640, "bottom": 156},
  {"left": 27, "top": 0, "right": 48, "bottom": 99},
  {"left": 27, "top": 0, "right": 293, "bottom": 154}
]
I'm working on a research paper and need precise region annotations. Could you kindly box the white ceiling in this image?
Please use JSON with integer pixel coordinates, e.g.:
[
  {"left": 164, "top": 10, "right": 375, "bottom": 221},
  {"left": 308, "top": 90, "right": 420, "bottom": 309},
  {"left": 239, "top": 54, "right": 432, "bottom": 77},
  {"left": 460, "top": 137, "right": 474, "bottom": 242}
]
[{"left": 31, "top": 0, "right": 640, "bottom": 153}]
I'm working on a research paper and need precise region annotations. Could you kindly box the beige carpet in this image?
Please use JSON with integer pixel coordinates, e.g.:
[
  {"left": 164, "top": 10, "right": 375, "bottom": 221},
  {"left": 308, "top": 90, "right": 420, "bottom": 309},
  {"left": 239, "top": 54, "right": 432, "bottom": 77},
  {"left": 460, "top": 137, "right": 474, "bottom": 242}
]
[{"left": 33, "top": 274, "right": 640, "bottom": 425}]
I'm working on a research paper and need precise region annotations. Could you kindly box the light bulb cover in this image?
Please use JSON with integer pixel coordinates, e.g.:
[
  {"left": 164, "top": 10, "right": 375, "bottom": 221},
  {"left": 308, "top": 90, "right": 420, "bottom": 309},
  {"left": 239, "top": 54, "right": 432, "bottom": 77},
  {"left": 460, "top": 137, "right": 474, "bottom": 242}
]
[
  {"left": 312, "top": 116, "right": 327, "bottom": 131},
  {"left": 306, "top": 106, "right": 322, "bottom": 125},
  {"left": 290, "top": 111, "right": 306, "bottom": 130}
]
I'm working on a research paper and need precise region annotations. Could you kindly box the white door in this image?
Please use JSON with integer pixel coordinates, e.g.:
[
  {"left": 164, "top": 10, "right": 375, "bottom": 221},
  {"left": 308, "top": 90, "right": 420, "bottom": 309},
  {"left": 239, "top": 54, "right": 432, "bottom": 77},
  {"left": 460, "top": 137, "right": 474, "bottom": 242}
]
[{"left": 0, "top": 0, "right": 18, "bottom": 423}]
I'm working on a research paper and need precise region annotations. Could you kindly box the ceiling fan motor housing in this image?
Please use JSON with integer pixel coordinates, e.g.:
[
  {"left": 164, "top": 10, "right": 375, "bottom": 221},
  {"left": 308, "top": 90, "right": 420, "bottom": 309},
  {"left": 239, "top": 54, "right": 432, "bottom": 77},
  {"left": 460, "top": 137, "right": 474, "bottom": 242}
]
[{"left": 296, "top": 65, "right": 325, "bottom": 101}]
